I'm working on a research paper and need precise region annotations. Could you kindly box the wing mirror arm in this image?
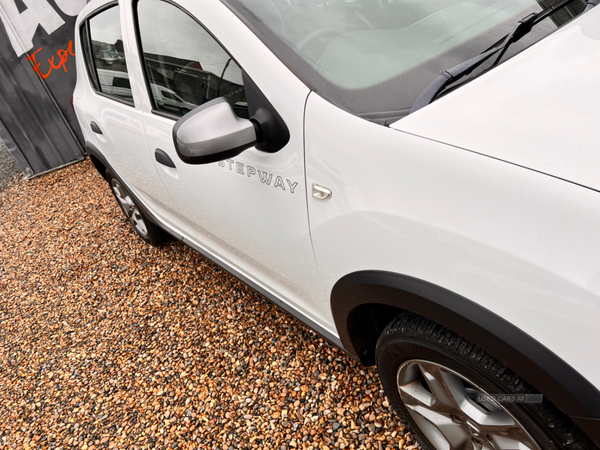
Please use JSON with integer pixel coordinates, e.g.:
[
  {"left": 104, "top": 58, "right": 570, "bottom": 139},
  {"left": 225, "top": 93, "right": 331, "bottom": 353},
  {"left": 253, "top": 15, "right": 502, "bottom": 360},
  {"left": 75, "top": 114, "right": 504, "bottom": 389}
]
[{"left": 243, "top": 71, "right": 289, "bottom": 154}]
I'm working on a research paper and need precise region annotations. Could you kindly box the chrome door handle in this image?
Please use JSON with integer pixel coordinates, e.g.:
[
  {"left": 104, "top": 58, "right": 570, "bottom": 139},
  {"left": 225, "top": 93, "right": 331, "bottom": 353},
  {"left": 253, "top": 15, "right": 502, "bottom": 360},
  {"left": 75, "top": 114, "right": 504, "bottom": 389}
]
[
  {"left": 90, "top": 121, "right": 103, "bottom": 134},
  {"left": 312, "top": 184, "right": 332, "bottom": 201}
]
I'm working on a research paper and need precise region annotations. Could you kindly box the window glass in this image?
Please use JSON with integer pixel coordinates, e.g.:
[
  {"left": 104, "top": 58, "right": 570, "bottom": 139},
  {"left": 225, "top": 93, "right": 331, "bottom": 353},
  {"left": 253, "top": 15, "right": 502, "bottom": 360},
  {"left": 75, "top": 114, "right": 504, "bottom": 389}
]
[
  {"left": 227, "top": 0, "right": 584, "bottom": 120},
  {"left": 137, "top": 0, "right": 247, "bottom": 118},
  {"left": 80, "top": 21, "right": 100, "bottom": 91},
  {"left": 86, "top": 6, "right": 133, "bottom": 103}
]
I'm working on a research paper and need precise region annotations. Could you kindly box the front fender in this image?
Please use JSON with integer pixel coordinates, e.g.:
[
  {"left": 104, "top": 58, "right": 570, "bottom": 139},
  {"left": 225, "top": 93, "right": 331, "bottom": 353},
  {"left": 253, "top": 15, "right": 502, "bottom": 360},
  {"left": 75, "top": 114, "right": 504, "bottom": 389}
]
[{"left": 331, "top": 270, "right": 600, "bottom": 425}]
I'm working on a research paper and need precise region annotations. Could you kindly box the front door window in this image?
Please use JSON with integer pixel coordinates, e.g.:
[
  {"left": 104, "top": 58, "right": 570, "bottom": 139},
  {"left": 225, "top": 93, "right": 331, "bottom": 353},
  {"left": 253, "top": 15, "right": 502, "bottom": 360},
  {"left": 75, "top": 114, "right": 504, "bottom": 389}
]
[{"left": 137, "top": 0, "right": 248, "bottom": 117}]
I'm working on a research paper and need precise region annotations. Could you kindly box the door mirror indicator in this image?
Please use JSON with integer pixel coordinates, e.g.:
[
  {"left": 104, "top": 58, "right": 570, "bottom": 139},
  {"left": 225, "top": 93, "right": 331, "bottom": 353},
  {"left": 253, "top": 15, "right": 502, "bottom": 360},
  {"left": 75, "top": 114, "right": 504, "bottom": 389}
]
[{"left": 173, "top": 98, "right": 257, "bottom": 165}]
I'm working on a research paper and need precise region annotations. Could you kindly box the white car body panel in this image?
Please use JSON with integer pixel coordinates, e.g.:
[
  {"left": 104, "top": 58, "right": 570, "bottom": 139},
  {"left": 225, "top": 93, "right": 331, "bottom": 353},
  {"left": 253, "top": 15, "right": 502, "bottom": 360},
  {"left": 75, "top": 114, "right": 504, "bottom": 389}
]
[
  {"left": 74, "top": 0, "right": 176, "bottom": 216},
  {"left": 391, "top": 7, "right": 600, "bottom": 192},
  {"left": 305, "top": 92, "right": 600, "bottom": 389},
  {"left": 72, "top": 0, "right": 600, "bottom": 432},
  {"left": 76, "top": 0, "right": 332, "bottom": 333}
]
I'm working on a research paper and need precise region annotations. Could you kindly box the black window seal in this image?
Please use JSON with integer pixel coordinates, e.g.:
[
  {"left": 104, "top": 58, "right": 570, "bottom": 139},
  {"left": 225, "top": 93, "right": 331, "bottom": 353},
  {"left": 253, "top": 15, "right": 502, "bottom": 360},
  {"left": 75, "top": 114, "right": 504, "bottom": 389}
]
[
  {"left": 132, "top": 0, "right": 246, "bottom": 119},
  {"left": 151, "top": 108, "right": 179, "bottom": 121},
  {"left": 80, "top": 21, "right": 100, "bottom": 91},
  {"left": 93, "top": 90, "right": 136, "bottom": 108},
  {"left": 80, "top": 1, "right": 136, "bottom": 108}
]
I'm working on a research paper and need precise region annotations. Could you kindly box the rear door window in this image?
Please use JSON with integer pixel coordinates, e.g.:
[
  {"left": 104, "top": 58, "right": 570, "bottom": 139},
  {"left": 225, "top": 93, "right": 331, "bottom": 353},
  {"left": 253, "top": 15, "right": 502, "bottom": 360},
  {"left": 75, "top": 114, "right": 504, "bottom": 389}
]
[{"left": 81, "top": 5, "right": 133, "bottom": 103}]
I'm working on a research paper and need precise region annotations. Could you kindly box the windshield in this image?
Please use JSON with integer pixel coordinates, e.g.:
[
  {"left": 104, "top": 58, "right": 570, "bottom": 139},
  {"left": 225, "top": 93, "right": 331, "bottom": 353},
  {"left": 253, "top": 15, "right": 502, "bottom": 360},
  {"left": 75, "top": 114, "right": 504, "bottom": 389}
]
[{"left": 225, "top": 0, "right": 584, "bottom": 121}]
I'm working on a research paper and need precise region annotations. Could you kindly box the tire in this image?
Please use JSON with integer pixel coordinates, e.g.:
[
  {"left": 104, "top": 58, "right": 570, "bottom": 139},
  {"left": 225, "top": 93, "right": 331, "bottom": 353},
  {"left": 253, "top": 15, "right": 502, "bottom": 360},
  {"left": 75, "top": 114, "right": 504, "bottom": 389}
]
[
  {"left": 106, "top": 170, "right": 171, "bottom": 246},
  {"left": 375, "top": 312, "right": 597, "bottom": 450}
]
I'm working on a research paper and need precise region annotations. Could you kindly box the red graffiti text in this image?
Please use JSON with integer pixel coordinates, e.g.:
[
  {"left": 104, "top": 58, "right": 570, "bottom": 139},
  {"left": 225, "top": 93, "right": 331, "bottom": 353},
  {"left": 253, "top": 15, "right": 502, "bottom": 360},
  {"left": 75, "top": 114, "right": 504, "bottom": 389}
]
[{"left": 27, "top": 40, "right": 75, "bottom": 80}]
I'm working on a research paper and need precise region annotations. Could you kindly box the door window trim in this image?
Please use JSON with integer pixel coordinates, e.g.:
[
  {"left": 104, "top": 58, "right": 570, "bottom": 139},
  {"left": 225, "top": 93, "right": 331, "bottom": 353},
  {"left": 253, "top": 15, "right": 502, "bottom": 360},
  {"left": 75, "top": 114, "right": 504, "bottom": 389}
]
[{"left": 151, "top": 108, "right": 181, "bottom": 122}]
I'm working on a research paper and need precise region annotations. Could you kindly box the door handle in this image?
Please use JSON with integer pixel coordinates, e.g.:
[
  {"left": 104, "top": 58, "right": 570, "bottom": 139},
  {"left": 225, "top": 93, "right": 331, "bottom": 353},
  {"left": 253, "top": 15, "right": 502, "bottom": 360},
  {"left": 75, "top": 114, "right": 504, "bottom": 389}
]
[
  {"left": 90, "top": 121, "right": 103, "bottom": 134},
  {"left": 155, "top": 149, "right": 176, "bottom": 168}
]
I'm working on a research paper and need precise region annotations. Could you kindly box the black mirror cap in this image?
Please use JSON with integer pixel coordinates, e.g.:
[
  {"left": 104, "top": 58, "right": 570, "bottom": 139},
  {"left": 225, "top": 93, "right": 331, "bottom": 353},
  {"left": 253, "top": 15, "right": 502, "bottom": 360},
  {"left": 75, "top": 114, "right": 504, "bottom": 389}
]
[{"left": 243, "top": 71, "right": 290, "bottom": 153}]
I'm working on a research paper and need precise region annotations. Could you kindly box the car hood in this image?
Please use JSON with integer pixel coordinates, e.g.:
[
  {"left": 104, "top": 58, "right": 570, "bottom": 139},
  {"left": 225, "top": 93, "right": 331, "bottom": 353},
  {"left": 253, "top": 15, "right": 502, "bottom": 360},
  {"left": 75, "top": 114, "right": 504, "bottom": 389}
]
[{"left": 391, "top": 7, "right": 600, "bottom": 192}]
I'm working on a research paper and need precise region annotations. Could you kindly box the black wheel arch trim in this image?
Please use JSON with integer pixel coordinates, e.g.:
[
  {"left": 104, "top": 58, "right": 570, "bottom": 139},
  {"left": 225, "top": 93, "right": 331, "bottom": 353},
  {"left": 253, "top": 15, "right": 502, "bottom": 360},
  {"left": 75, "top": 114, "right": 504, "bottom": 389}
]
[{"left": 331, "top": 270, "right": 600, "bottom": 442}]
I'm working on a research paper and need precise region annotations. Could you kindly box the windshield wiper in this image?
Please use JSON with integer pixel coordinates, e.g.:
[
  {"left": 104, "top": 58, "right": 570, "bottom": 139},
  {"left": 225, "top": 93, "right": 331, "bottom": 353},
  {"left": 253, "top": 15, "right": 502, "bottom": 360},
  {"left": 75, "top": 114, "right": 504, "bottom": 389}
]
[{"left": 410, "top": 0, "right": 578, "bottom": 114}]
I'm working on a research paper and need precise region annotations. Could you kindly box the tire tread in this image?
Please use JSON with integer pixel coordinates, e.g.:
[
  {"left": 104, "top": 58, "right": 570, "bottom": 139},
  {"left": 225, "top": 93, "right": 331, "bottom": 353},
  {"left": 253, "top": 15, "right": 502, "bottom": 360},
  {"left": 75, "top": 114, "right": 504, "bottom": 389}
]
[{"left": 376, "top": 312, "right": 597, "bottom": 450}]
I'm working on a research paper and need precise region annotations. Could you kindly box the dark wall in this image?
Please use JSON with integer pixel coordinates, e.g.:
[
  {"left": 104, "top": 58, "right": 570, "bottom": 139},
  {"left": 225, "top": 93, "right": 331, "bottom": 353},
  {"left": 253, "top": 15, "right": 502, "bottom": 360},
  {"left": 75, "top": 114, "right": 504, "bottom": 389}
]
[{"left": 0, "top": 0, "right": 86, "bottom": 177}]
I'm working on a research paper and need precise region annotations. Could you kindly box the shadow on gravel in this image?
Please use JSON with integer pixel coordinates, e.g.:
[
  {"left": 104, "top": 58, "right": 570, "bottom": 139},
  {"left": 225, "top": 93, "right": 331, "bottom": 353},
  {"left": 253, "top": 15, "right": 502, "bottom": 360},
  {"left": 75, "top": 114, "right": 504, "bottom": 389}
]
[{"left": 0, "top": 160, "right": 418, "bottom": 450}]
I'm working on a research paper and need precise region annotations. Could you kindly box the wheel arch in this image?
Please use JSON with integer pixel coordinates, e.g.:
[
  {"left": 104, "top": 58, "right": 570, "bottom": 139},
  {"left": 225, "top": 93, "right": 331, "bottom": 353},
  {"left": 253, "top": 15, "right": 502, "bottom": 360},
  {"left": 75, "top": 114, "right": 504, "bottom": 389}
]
[
  {"left": 88, "top": 153, "right": 107, "bottom": 180},
  {"left": 84, "top": 142, "right": 182, "bottom": 239},
  {"left": 331, "top": 270, "right": 600, "bottom": 442}
]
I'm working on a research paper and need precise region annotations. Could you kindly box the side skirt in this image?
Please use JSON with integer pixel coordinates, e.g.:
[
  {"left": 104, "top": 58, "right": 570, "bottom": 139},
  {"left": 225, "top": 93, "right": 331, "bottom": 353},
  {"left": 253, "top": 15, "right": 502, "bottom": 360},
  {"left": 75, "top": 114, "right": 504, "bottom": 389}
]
[{"left": 85, "top": 143, "right": 344, "bottom": 350}]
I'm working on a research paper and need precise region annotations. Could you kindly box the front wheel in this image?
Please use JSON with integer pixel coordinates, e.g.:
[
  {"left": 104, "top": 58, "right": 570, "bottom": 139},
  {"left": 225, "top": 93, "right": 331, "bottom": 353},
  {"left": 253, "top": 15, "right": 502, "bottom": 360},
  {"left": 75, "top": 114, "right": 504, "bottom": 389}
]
[
  {"left": 375, "top": 313, "right": 597, "bottom": 450},
  {"left": 106, "top": 170, "right": 171, "bottom": 246}
]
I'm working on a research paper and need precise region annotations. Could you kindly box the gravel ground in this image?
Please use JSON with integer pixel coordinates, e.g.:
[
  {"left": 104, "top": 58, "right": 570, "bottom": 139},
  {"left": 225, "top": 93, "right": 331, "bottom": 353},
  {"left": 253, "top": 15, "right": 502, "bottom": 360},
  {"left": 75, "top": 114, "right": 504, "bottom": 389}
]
[
  {"left": 0, "top": 140, "right": 22, "bottom": 190},
  {"left": 0, "top": 160, "right": 418, "bottom": 450}
]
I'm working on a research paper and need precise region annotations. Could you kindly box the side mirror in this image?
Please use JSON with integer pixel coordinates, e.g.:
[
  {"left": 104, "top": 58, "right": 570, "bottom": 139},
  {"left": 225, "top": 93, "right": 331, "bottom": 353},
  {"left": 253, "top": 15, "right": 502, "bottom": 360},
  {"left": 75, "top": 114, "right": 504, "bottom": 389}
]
[{"left": 173, "top": 97, "right": 257, "bottom": 164}]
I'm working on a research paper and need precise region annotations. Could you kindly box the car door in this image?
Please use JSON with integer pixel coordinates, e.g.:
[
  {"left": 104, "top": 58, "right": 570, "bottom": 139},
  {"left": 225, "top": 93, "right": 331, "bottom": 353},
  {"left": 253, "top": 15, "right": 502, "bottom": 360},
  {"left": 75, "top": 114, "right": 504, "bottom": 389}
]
[
  {"left": 132, "top": 0, "right": 333, "bottom": 332},
  {"left": 78, "top": 4, "right": 174, "bottom": 216}
]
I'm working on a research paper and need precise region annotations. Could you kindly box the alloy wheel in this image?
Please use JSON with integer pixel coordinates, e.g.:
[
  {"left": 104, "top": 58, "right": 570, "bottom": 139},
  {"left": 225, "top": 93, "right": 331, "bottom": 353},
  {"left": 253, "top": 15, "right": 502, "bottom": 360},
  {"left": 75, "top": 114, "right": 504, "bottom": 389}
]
[
  {"left": 397, "top": 359, "right": 541, "bottom": 450},
  {"left": 110, "top": 179, "right": 149, "bottom": 239}
]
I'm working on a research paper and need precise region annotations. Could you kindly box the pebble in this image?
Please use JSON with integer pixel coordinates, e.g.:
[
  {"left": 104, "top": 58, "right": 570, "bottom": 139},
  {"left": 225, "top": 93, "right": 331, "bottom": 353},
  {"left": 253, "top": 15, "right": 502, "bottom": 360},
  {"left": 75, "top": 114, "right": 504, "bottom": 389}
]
[
  {"left": 0, "top": 139, "right": 21, "bottom": 190},
  {"left": 0, "top": 160, "right": 419, "bottom": 449}
]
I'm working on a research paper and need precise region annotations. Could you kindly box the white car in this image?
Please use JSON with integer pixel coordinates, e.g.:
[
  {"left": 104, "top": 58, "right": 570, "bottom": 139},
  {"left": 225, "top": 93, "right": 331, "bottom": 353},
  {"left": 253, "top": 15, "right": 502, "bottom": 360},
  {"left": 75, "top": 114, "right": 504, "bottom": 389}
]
[
  {"left": 96, "top": 69, "right": 133, "bottom": 100},
  {"left": 73, "top": 0, "right": 600, "bottom": 448},
  {"left": 149, "top": 84, "right": 197, "bottom": 114}
]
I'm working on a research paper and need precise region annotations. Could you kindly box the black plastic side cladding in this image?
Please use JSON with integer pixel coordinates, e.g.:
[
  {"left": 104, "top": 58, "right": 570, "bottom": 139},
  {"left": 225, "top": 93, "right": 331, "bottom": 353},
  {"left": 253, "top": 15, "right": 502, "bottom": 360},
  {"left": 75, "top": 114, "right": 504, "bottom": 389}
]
[{"left": 243, "top": 71, "right": 290, "bottom": 153}]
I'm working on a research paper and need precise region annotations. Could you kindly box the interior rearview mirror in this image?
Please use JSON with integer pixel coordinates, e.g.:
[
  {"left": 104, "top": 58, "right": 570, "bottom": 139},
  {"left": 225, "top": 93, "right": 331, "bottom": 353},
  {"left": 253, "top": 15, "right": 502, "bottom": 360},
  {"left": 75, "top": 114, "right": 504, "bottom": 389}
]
[{"left": 173, "top": 97, "right": 257, "bottom": 164}]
